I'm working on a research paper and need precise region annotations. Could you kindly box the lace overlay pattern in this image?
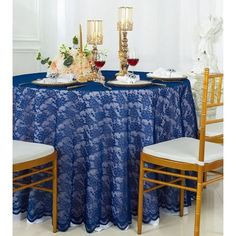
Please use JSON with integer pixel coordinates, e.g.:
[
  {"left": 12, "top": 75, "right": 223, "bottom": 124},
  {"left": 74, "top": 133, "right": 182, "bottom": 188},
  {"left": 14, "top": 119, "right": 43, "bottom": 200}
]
[{"left": 13, "top": 78, "right": 197, "bottom": 232}]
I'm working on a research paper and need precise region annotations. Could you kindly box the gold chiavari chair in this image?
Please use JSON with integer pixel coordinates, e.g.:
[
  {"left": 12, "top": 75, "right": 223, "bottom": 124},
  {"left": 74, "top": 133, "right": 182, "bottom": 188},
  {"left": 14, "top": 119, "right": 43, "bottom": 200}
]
[
  {"left": 200, "top": 72, "right": 223, "bottom": 144},
  {"left": 13, "top": 140, "right": 58, "bottom": 233},
  {"left": 137, "top": 68, "right": 223, "bottom": 236},
  {"left": 199, "top": 72, "right": 223, "bottom": 185}
]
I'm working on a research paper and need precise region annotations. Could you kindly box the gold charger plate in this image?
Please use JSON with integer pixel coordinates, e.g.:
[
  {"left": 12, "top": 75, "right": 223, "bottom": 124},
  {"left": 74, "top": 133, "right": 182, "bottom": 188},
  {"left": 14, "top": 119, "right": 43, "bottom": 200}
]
[
  {"left": 107, "top": 80, "right": 152, "bottom": 87},
  {"left": 31, "top": 78, "right": 79, "bottom": 87}
]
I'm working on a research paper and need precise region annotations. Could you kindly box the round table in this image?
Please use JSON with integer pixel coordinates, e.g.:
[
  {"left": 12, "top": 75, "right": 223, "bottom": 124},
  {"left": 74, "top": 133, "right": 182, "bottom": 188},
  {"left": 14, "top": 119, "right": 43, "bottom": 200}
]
[{"left": 13, "top": 70, "right": 198, "bottom": 232}]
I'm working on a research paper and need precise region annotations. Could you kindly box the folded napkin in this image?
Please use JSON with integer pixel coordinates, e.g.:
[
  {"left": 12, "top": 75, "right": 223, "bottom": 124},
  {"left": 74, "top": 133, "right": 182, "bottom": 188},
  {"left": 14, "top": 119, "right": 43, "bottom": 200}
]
[
  {"left": 148, "top": 68, "right": 185, "bottom": 78},
  {"left": 116, "top": 74, "right": 140, "bottom": 84},
  {"left": 45, "top": 73, "right": 75, "bottom": 83},
  {"left": 37, "top": 73, "right": 75, "bottom": 84},
  {"left": 56, "top": 74, "right": 75, "bottom": 82}
]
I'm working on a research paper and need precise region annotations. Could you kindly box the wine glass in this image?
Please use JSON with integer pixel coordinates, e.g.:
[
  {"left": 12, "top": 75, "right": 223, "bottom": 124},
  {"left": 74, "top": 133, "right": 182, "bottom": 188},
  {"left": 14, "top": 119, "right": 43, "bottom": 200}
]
[
  {"left": 94, "top": 51, "right": 106, "bottom": 82},
  {"left": 127, "top": 49, "right": 139, "bottom": 76},
  {"left": 167, "top": 68, "right": 176, "bottom": 77}
]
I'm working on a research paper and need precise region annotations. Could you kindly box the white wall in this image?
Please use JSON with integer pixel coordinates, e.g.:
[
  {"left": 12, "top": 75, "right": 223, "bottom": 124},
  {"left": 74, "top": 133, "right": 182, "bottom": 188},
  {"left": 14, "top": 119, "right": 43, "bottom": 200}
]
[
  {"left": 13, "top": 0, "right": 223, "bottom": 75},
  {"left": 13, "top": 0, "right": 41, "bottom": 75}
]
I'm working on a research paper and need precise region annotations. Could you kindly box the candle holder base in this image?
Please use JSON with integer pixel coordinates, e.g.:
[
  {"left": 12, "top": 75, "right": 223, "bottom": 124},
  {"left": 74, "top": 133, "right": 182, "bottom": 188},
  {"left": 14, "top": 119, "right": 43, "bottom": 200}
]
[
  {"left": 86, "top": 45, "right": 100, "bottom": 81},
  {"left": 87, "top": 71, "right": 99, "bottom": 81},
  {"left": 76, "top": 75, "right": 88, "bottom": 83},
  {"left": 116, "top": 31, "right": 129, "bottom": 77},
  {"left": 74, "top": 52, "right": 92, "bottom": 83},
  {"left": 115, "top": 71, "right": 127, "bottom": 77}
]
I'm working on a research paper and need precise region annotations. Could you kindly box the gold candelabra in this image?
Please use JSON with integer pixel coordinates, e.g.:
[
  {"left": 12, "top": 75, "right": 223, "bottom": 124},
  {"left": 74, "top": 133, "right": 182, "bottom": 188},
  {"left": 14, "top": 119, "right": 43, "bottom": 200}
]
[
  {"left": 77, "top": 24, "right": 88, "bottom": 83},
  {"left": 116, "top": 7, "right": 133, "bottom": 77},
  {"left": 87, "top": 20, "right": 103, "bottom": 81}
]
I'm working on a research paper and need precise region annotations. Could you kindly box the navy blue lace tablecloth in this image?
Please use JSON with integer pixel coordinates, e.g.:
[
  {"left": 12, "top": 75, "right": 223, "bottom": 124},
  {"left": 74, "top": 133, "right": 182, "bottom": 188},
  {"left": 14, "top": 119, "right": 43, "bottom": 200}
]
[{"left": 13, "top": 70, "right": 198, "bottom": 233}]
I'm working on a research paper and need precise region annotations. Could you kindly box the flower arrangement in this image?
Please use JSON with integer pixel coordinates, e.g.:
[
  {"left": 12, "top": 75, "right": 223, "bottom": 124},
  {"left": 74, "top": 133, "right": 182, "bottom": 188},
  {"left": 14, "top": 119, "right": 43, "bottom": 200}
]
[{"left": 36, "top": 36, "right": 93, "bottom": 79}]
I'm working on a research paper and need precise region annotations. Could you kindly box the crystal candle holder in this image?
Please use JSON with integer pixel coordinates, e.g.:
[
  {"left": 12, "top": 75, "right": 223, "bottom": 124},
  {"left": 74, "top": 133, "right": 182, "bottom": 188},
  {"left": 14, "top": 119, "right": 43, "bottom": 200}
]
[
  {"left": 87, "top": 20, "right": 103, "bottom": 45},
  {"left": 117, "top": 7, "right": 133, "bottom": 31},
  {"left": 116, "top": 7, "right": 133, "bottom": 76}
]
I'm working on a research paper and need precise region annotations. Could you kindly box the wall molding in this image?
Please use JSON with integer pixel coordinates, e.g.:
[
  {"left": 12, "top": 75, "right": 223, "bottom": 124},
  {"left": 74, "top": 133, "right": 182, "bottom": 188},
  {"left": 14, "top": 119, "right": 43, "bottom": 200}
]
[
  {"left": 13, "top": 47, "right": 40, "bottom": 53},
  {"left": 13, "top": 37, "right": 40, "bottom": 42},
  {"left": 13, "top": 47, "right": 41, "bottom": 72},
  {"left": 13, "top": 0, "right": 40, "bottom": 42}
]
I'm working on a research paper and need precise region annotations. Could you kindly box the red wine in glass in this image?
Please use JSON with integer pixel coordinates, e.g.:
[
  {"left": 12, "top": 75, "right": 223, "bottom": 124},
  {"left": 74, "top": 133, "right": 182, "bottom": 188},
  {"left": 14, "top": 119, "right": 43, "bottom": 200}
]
[
  {"left": 94, "top": 60, "right": 105, "bottom": 68},
  {"left": 94, "top": 51, "right": 107, "bottom": 81},
  {"left": 127, "top": 58, "right": 139, "bottom": 66}
]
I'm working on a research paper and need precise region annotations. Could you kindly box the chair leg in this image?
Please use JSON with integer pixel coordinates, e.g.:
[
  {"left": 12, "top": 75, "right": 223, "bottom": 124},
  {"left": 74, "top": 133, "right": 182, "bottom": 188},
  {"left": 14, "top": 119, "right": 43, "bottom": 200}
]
[
  {"left": 52, "top": 157, "right": 58, "bottom": 233},
  {"left": 137, "top": 158, "right": 145, "bottom": 234},
  {"left": 179, "top": 170, "right": 184, "bottom": 217},
  {"left": 194, "top": 168, "right": 204, "bottom": 236},
  {"left": 203, "top": 172, "right": 207, "bottom": 189}
]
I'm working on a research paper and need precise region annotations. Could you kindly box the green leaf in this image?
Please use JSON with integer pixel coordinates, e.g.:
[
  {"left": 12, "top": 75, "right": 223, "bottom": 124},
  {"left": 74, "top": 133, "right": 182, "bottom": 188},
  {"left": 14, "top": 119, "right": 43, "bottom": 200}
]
[
  {"left": 63, "top": 53, "right": 68, "bottom": 59},
  {"left": 41, "top": 57, "right": 50, "bottom": 65},
  {"left": 63, "top": 55, "right": 73, "bottom": 67},
  {"left": 36, "top": 52, "right": 41, "bottom": 60},
  {"left": 83, "top": 44, "right": 92, "bottom": 57},
  {"left": 84, "top": 48, "right": 91, "bottom": 57},
  {"left": 73, "top": 36, "right": 78, "bottom": 45}
]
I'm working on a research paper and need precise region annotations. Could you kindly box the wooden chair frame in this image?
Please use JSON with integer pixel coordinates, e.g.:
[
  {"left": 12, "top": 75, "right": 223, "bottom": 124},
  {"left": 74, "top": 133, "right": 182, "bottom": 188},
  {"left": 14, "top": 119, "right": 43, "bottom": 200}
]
[
  {"left": 199, "top": 72, "right": 223, "bottom": 186},
  {"left": 137, "top": 68, "right": 223, "bottom": 236},
  {"left": 200, "top": 72, "right": 223, "bottom": 144},
  {"left": 13, "top": 150, "right": 58, "bottom": 233}
]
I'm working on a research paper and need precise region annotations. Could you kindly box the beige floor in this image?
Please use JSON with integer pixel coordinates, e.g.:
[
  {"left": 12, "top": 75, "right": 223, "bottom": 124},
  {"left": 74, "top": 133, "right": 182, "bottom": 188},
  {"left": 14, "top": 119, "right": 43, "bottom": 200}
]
[{"left": 13, "top": 181, "right": 223, "bottom": 236}]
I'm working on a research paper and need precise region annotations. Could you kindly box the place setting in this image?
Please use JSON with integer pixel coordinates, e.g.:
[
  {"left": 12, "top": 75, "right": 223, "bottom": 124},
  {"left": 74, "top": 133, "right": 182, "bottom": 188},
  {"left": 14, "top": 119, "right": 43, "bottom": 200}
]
[
  {"left": 107, "top": 49, "right": 167, "bottom": 88},
  {"left": 12, "top": 2, "right": 224, "bottom": 236},
  {"left": 19, "top": 7, "right": 169, "bottom": 91},
  {"left": 147, "top": 68, "right": 187, "bottom": 82}
]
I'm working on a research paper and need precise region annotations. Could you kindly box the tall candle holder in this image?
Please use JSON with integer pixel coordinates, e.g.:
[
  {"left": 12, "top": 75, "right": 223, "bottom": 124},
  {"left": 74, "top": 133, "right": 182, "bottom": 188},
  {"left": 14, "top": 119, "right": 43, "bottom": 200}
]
[
  {"left": 116, "top": 7, "right": 133, "bottom": 76},
  {"left": 77, "top": 24, "right": 88, "bottom": 82},
  {"left": 87, "top": 20, "right": 103, "bottom": 81}
]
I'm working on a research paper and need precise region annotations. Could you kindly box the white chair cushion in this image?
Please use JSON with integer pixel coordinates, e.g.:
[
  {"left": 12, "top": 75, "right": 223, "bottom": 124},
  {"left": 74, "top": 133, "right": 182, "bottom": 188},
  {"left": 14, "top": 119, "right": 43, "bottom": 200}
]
[
  {"left": 142, "top": 137, "right": 223, "bottom": 165},
  {"left": 13, "top": 140, "right": 54, "bottom": 164},
  {"left": 206, "top": 123, "right": 223, "bottom": 137}
]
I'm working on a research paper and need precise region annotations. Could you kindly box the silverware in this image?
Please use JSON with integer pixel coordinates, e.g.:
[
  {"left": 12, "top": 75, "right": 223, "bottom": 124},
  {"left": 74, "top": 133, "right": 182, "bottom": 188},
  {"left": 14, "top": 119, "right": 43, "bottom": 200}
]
[
  {"left": 18, "top": 82, "right": 32, "bottom": 87},
  {"left": 153, "top": 79, "right": 184, "bottom": 83},
  {"left": 151, "top": 82, "right": 167, "bottom": 87},
  {"left": 66, "top": 84, "right": 86, "bottom": 90},
  {"left": 99, "top": 81, "right": 112, "bottom": 90},
  {"left": 163, "top": 80, "right": 184, "bottom": 83},
  {"left": 102, "top": 84, "right": 112, "bottom": 90}
]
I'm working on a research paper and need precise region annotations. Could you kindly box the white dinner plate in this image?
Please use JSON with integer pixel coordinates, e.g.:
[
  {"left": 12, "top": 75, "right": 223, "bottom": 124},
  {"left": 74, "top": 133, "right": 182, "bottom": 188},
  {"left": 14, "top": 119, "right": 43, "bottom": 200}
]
[
  {"left": 146, "top": 73, "right": 187, "bottom": 81},
  {"left": 107, "top": 80, "right": 152, "bottom": 87},
  {"left": 32, "top": 78, "right": 79, "bottom": 87}
]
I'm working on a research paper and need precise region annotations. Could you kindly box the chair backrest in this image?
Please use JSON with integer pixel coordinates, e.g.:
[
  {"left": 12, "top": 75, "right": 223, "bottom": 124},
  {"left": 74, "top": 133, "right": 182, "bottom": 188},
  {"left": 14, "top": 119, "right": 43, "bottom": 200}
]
[{"left": 198, "top": 68, "right": 224, "bottom": 162}]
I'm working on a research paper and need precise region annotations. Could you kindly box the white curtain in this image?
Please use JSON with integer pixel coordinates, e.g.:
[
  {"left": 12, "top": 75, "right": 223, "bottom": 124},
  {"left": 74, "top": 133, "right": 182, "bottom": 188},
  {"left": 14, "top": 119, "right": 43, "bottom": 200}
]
[{"left": 40, "top": 0, "right": 223, "bottom": 73}]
